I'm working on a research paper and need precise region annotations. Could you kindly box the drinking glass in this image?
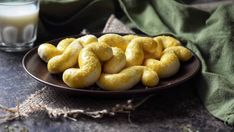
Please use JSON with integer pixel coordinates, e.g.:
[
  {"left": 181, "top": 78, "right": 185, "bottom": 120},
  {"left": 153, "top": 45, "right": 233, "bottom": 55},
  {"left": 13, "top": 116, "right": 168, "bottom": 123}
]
[{"left": 0, "top": 0, "right": 39, "bottom": 52}]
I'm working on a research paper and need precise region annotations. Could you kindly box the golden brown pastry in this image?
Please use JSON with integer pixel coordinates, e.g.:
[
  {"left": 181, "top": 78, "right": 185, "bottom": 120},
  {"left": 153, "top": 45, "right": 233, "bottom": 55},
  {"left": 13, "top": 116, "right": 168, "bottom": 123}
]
[
  {"left": 144, "top": 52, "right": 180, "bottom": 78},
  {"left": 97, "top": 66, "right": 159, "bottom": 91},
  {"left": 153, "top": 36, "right": 181, "bottom": 49},
  {"left": 98, "top": 33, "right": 128, "bottom": 51},
  {"left": 125, "top": 37, "right": 163, "bottom": 67},
  {"left": 103, "top": 47, "right": 126, "bottom": 74},
  {"left": 62, "top": 42, "right": 113, "bottom": 88},
  {"left": 37, "top": 34, "right": 193, "bottom": 91},
  {"left": 38, "top": 38, "right": 75, "bottom": 62},
  {"left": 47, "top": 40, "right": 83, "bottom": 73}
]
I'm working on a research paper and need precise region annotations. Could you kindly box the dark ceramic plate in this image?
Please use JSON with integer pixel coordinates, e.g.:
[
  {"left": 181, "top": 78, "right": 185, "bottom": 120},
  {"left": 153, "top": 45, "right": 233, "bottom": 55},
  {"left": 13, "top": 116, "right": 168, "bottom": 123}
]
[{"left": 22, "top": 33, "right": 201, "bottom": 97}]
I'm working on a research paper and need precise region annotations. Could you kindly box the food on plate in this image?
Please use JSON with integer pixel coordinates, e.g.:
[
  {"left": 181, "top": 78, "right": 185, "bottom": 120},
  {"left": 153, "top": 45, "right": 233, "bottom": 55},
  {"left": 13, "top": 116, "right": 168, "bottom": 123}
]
[
  {"left": 63, "top": 42, "right": 113, "bottom": 88},
  {"left": 38, "top": 38, "right": 75, "bottom": 62},
  {"left": 125, "top": 37, "right": 163, "bottom": 67},
  {"left": 163, "top": 46, "right": 192, "bottom": 61},
  {"left": 153, "top": 36, "right": 181, "bottom": 49},
  {"left": 56, "top": 38, "right": 77, "bottom": 52},
  {"left": 144, "top": 53, "right": 180, "bottom": 78},
  {"left": 38, "top": 35, "right": 97, "bottom": 63},
  {"left": 97, "top": 66, "right": 159, "bottom": 91},
  {"left": 76, "top": 34, "right": 98, "bottom": 47},
  {"left": 123, "top": 34, "right": 139, "bottom": 43},
  {"left": 98, "top": 33, "right": 128, "bottom": 51},
  {"left": 103, "top": 47, "right": 126, "bottom": 74},
  {"left": 47, "top": 40, "right": 83, "bottom": 73},
  {"left": 37, "top": 34, "right": 193, "bottom": 90}
]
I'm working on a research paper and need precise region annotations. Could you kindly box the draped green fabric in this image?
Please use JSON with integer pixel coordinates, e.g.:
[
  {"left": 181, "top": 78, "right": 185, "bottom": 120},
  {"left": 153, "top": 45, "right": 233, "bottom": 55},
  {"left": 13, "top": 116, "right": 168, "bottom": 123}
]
[
  {"left": 119, "top": 0, "right": 234, "bottom": 125},
  {"left": 38, "top": 0, "right": 234, "bottom": 125}
]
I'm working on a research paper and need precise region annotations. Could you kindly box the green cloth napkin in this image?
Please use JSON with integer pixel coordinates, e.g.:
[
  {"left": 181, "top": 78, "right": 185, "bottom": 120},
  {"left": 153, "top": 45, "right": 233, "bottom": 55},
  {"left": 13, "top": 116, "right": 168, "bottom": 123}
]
[{"left": 119, "top": 0, "right": 234, "bottom": 125}]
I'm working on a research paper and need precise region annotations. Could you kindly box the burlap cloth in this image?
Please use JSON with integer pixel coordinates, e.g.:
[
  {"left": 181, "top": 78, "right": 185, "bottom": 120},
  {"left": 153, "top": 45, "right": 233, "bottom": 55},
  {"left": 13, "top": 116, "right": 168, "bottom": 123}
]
[{"left": 0, "top": 15, "right": 151, "bottom": 123}]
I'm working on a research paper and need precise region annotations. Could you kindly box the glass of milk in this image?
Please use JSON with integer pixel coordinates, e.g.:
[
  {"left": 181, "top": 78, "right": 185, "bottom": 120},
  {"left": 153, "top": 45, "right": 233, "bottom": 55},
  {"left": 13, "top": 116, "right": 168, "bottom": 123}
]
[{"left": 0, "top": 0, "right": 39, "bottom": 52}]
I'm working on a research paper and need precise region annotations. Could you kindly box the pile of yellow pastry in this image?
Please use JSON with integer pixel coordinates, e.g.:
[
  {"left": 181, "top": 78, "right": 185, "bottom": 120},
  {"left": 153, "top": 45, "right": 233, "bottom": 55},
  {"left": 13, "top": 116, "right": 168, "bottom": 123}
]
[{"left": 38, "top": 34, "right": 192, "bottom": 91}]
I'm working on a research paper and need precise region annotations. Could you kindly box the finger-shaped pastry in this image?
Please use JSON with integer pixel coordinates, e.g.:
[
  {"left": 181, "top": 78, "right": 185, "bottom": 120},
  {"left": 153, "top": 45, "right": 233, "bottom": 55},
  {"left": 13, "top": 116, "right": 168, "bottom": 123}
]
[
  {"left": 77, "top": 34, "right": 98, "bottom": 47},
  {"left": 125, "top": 37, "right": 163, "bottom": 67},
  {"left": 98, "top": 34, "right": 128, "bottom": 51},
  {"left": 47, "top": 40, "right": 83, "bottom": 73},
  {"left": 63, "top": 43, "right": 113, "bottom": 88},
  {"left": 153, "top": 36, "right": 181, "bottom": 49},
  {"left": 163, "top": 46, "right": 192, "bottom": 61},
  {"left": 144, "top": 52, "right": 180, "bottom": 78},
  {"left": 123, "top": 34, "right": 139, "bottom": 43},
  {"left": 57, "top": 38, "right": 76, "bottom": 52},
  {"left": 103, "top": 47, "right": 126, "bottom": 74},
  {"left": 143, "top": 42, "right": 163, "bottom": 60},
  {"left": 38, "top": 38, "right": 75, "bottom": 62},
  {"left": 97, "top": 66, "right": 159, "bottom": 91},
  {"left": 38, "top": 43, "right": 62, "bottom": 63}
]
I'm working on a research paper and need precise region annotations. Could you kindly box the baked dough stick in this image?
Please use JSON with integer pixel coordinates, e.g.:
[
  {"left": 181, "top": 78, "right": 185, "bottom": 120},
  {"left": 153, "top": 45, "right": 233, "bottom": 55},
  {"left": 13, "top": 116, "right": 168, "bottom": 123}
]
[
  {"left": 76, "top": 34, "right": 98, "bottom": 47},
  {"left": 125, "top": 37, "right": 163, "bottom": 67},
  {"left": 63, "top": 43, "right": 113, "bottom": 88},
  {"left": 103, "top": 47, "right": 126, "bottom": 74},
  {"left": 123, "top": 34, "right": 139, "bottom": 43},
  {"left": 97, "top": 66, "right": 159, "bottom": 91},
  {"left": 38, "top": 38, "right": 75, "bottom": 62},
  {"left": 144, "top": 52, "right": 180, "bottom": 79},
  {"left": 153, "top": 36, "right": 181, "bottom": 49},
  {"left": 163, "top": 46, "right": 192, "bottom": 61},
  {"left": 98, "top": 34, "right": 128, "bottom": 51},
  {"left": 47, "top": 40, "right": 83, "bottom": 73}
]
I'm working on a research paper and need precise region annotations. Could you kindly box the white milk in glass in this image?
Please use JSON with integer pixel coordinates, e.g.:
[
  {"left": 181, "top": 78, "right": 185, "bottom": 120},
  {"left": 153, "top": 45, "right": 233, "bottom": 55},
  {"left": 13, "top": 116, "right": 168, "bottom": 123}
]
[{"left": 0, "top": 1, "right": 39, "bottom": 51}]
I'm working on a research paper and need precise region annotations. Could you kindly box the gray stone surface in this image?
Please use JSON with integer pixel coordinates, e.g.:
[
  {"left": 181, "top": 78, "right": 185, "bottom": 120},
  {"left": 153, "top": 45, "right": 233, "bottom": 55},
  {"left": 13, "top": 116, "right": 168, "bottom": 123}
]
[{"left": 0, "top": 50, "right": 233, "bottom": 132}]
